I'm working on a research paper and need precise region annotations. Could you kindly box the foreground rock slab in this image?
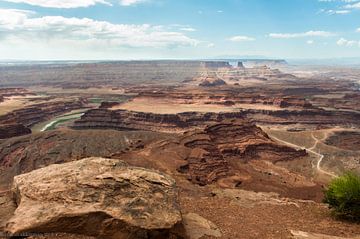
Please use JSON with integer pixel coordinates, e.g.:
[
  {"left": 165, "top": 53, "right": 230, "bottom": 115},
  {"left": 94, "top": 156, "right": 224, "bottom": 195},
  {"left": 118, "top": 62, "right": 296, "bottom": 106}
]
[
  {"left": 5, "top": 157, "right": 182, "bottom": 238},
  {"left": 182, "top": 213, "right": 222, "bottom": 239},
  {"left": 291, "top": 230, "right": 360, "bottom": 239}
]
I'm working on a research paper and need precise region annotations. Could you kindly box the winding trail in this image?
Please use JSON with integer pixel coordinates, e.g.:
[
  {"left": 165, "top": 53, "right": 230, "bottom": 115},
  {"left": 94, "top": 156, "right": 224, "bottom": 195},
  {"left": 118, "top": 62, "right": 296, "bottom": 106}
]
[{"left": 269, "top": 133, "right": 337, "bottom": 178}]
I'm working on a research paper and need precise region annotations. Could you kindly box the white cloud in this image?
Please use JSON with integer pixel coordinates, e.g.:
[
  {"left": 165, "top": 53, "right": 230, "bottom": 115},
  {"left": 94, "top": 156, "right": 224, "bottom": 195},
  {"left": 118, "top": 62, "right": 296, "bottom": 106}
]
[
  {"left": 269, "top": 30, "right": 335, "bottom": 39},
  {"left": 319, "top": 0, "right": 360, "bottom": 14},
  {"left": 207, "top": 43, "right": 215, "bottom": 48},
  {"left": 336, "top": 38, "right": 360, "bottom": 47},
  {"left": 344, "top": 2, "right": 360, "bottom": 9},
  {"left": 327, "top": 9, "right": 351, "bottom": 14},
  {"left": 357, "top": 28, "right": 360, "bottom": 32},
  {"left": 0, "top": 8, "right": 199, "bottom": 48},
  {"left": 228, "top": 35, "right": 255, "bottom": 42},
  {"left": 307, "top": 40, "right": 314, "bottom": 44},
  {"left": 119, "top": 0, "right": 148, "bottom": 6},
  {"left": 179, "top": 27, "right": 196, "bottom": 32},
  {"left": 2, "top": 0, "right": 111, "bottom": 8}
]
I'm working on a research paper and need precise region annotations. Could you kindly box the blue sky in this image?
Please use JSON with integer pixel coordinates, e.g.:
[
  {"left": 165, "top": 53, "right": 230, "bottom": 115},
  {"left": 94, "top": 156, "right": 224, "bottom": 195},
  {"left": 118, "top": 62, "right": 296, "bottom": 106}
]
[{"left": 0, "top": 0, "right": 359, "bottom": 60}]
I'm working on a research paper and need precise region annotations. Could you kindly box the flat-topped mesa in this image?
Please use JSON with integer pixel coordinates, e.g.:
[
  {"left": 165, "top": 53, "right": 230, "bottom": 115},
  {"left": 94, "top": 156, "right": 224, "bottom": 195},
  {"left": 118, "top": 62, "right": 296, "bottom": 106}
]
[
  {"left": 0, "top": 124, "right": 31, "bottom": 139},
  {"left": 178, "top": 120, "right": 307, "bottom": 185},
  {"left": 74, "top": 109, "right": 245, "bottom": 132},
  {"left": 201, "top": 61, "right": 232, "bottom": 68},
  {"left": 242, "top": 59, "right": 288, "bottom": 68}
]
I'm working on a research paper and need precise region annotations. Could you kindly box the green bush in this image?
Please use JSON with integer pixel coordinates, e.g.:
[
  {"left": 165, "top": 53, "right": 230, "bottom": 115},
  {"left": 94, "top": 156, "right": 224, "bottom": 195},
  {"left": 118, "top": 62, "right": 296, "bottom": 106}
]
[{"left": 324, "top": 172, "right": 360, "bottom": 220}]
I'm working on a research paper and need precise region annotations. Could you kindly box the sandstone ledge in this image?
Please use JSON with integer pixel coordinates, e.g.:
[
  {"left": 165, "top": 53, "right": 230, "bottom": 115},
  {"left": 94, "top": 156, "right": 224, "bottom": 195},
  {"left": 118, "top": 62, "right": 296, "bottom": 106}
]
[{"left": 5, "top": 157, "right": 182, "bottom": 238}]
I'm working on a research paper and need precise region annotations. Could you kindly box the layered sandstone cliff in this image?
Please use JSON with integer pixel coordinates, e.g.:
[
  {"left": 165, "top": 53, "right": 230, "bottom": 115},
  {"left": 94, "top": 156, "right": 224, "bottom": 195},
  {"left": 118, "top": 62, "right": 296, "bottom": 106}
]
[
  {"left": 0, "top": 100, "right": 86, "bottom": 127},
  {"left": 74, "top": 106, "right": 360, "bottom": 133},
  {"left": 74, "top": 109, "right": 245, "bottom": 132},
  {"left": 0, "top": 124, "right": 31, "bottom": 139}
]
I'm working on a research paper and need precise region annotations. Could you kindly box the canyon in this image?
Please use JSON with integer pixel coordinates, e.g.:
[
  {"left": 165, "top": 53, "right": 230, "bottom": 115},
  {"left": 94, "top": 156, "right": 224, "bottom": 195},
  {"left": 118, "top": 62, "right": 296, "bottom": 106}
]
[{"left": 0, "top": 60, "right": 359, "bottom": 238}]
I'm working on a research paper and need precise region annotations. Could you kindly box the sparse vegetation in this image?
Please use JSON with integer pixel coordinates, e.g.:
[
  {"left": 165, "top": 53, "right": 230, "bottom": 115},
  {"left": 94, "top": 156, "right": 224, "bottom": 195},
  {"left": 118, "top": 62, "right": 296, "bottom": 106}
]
[{"left": 324, "top": 172, "right": 360, "bottom": 221}]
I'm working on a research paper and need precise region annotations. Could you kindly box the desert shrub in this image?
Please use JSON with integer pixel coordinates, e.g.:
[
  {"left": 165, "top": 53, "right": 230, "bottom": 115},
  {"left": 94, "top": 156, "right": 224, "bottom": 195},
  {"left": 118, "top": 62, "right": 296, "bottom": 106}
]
[{"left": 324, "top": 172, "right": 360, "bottom": 221}]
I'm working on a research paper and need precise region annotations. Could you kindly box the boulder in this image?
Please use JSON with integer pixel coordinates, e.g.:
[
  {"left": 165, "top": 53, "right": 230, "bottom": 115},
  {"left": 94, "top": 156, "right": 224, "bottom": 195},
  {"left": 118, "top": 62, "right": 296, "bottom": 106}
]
[
  {"left": 182, "top": 213, "right": 222, "bottom": 239},
  {"left": 290, "top": 230, "right": 360, "bottom": 239},
  {"left": 5, "top": 157, "right": 182, "bottom": 239}
]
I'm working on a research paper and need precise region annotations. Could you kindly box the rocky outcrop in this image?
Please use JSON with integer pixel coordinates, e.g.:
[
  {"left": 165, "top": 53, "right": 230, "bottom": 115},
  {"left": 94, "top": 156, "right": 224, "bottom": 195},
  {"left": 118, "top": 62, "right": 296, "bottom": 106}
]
[
  {"left": 237, "top": 62, "right": 244, "bottom": 68},
  {"left": 182, "top": 213, "right": 222, "bottom": 239},
  {"left": 325, "top": 131, "right": 360, "bottom": 151},
  {"left": 0, "top": 100, "right": 86, "bottom": 127},
  {"left": 0, "top": 124, "right": 31, "bottom": 139},
  {"left": 74, "top": 109, "right": 245, "bottom": 132},
  {"left": 178, "top": 120, "right": 307, "bottom": 185},
  {"left": 199, "top": 78, "right": 227, "bottom": 87},
  {"left": 273, "top": 97, "right": 313, "bottom": 108},
  {"left": 290, "top": 230, "right": 360, "bottom": 239},
  {"left": 99, "top": 101, "right": 121, "bottom": 109},
  {"left": 5, "top": 157, "right": 181, "bottom": 238}
]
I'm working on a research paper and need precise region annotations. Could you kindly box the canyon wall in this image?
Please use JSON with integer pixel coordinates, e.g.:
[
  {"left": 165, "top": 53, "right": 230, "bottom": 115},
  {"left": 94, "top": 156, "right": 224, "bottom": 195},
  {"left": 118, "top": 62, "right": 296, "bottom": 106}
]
[
  {"left": 74, "top": 109, "right": 246, "bottom": 132},
  {"left": 0, "top": 100, "right": 86, "bottom": 127},
  {"left": 0, "top": 124, "right": 31, "bottom": 139}
]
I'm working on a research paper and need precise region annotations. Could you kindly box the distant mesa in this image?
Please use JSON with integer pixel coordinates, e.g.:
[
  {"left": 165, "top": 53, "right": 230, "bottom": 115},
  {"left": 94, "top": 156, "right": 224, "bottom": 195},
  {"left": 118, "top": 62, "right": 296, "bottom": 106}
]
[
  {"left": 237, "top": 62, "right": 244, "bottom": 68},
  {"left": 201, "top": 61, "right": 231, "bottom": 68}
]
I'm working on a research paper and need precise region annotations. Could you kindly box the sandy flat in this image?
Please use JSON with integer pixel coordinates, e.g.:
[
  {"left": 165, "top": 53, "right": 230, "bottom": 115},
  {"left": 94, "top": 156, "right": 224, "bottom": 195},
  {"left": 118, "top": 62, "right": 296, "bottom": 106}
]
[
  {"left": 0, "top": 98, "right": 29, "bottom": 116},
  {"left": 29, "top": 87, "right": 125, "bottom": 95},
  {"left": 113, "top": 97, "right": 284, "bottom": 114}
]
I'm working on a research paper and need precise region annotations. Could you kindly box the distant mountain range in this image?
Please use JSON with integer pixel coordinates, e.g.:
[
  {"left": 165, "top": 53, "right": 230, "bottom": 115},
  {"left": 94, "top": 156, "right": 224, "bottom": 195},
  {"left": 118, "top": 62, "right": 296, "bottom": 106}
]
[
  {"left": 1, "top": 57, "right": 360, "bottom": 67},
  {"left": 287, "top": 57, "right": 360, "bottom": 66}
]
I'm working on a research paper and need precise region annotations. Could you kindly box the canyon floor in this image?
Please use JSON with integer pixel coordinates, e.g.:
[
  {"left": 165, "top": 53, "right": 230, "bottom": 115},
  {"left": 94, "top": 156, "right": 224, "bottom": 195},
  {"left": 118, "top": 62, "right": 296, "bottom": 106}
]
[{"left": 0, "top": 61, "right": 359, "bottom": 238}]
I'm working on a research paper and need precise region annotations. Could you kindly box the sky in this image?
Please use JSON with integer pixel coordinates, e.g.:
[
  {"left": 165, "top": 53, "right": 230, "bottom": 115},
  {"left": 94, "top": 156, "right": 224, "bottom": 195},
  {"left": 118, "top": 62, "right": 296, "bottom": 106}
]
[{"left": 0, "top": 0, "right": 359, "bottom": 60}]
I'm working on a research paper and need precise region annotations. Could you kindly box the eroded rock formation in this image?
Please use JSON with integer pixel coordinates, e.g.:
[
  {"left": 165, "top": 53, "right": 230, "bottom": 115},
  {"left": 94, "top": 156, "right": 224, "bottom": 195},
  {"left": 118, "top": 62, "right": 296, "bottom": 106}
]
[
  {"left": 178, "top": 120, "right": 307, "bottom": 185},
  {"left": 5, "top": 157, "right": 182, "bottom": 238},
  {"left": 199, "top": 78, "right": 227, "bottom": 87},
  {"left": 237, "top": 62, "right": 244, "bottom": 68},
  {"left": 273, "top": 97, "right": 313, "bottom": 108}
]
